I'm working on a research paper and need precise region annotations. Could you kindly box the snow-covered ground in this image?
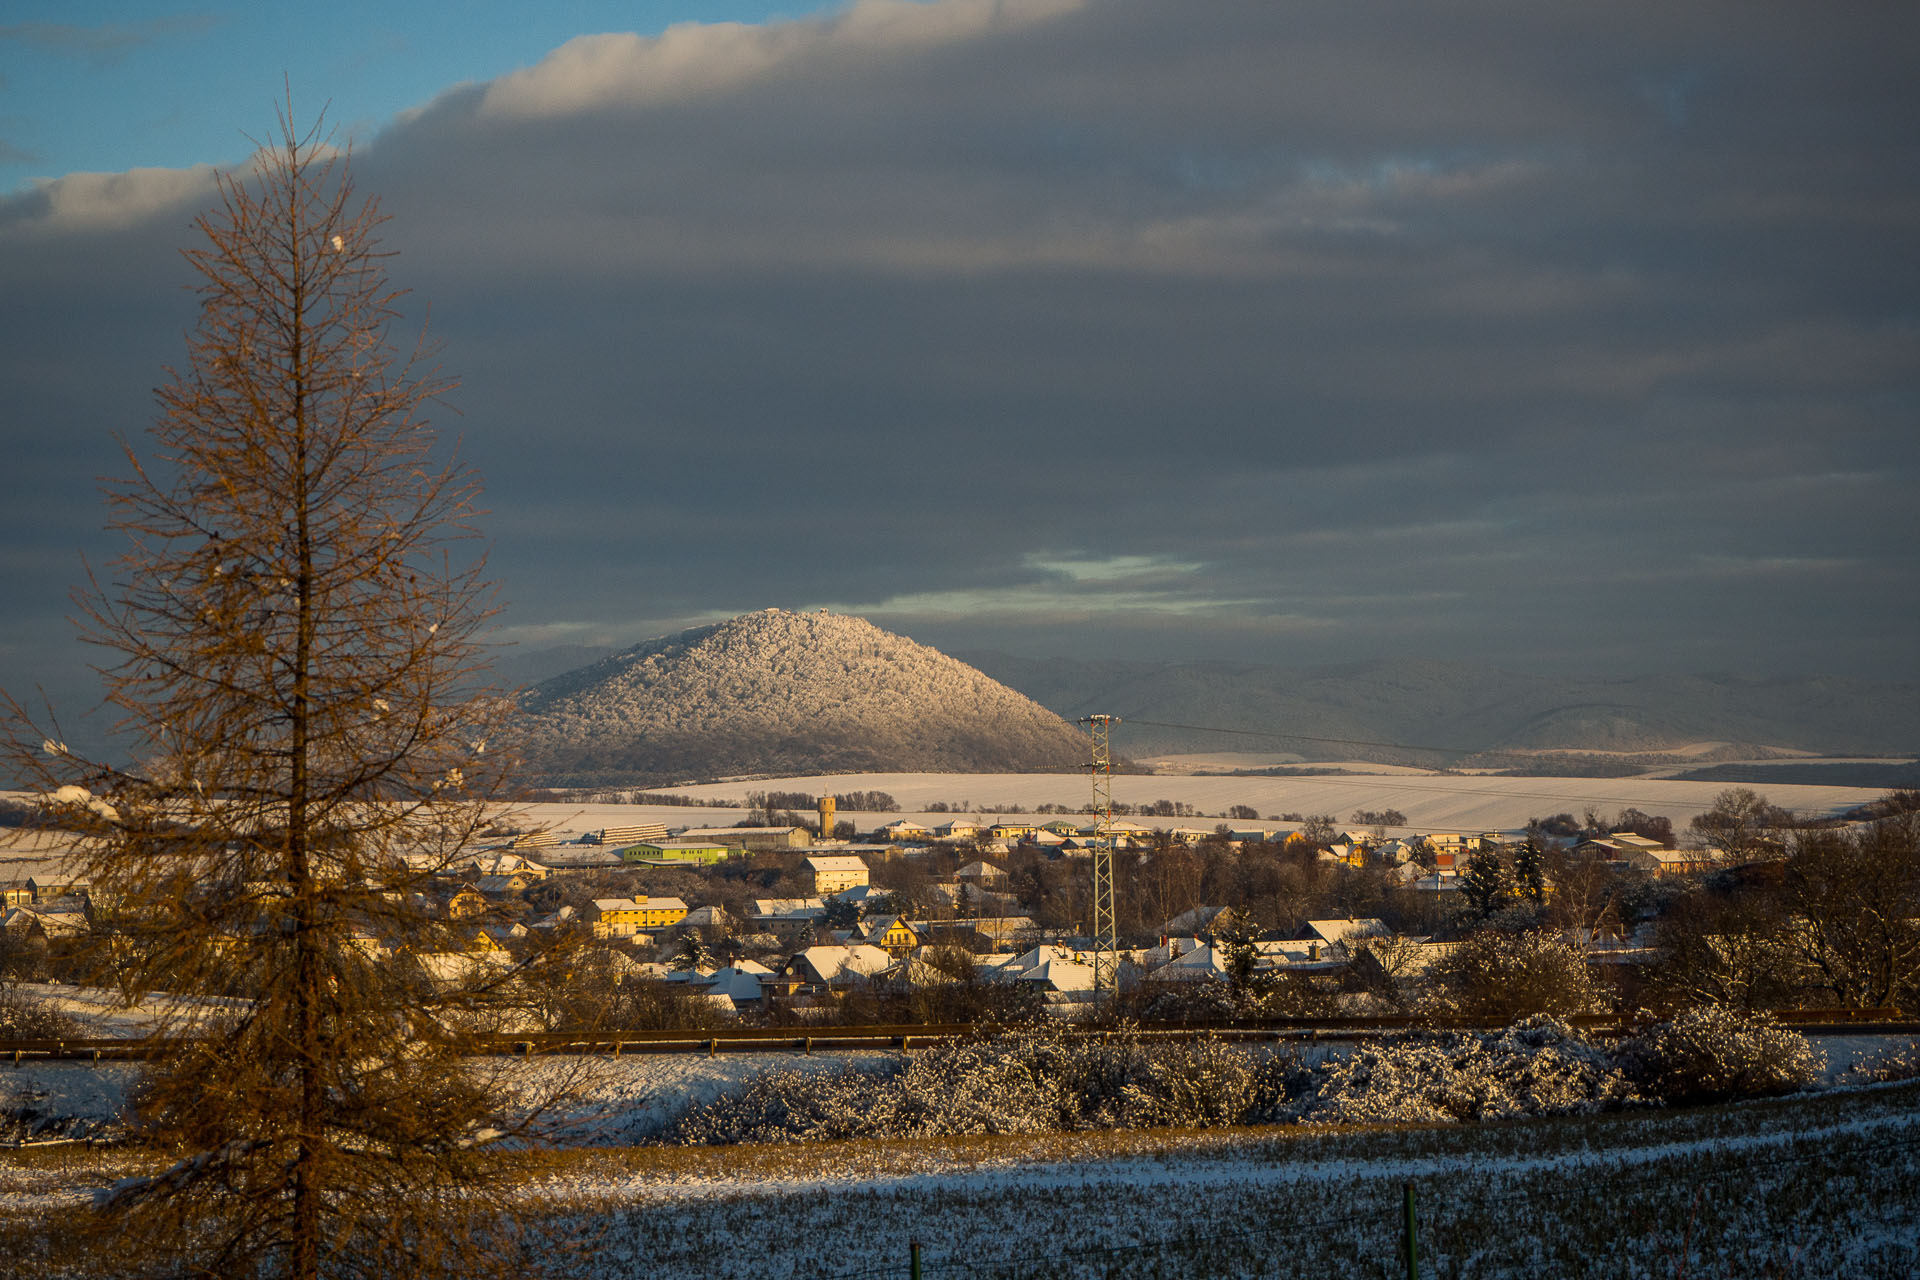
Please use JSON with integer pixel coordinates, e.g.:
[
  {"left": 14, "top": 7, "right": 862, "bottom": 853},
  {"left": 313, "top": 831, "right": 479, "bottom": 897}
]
[
  {"left": 515, "top": 768, "right": 1887, "bottom": 840},
  {"left": 7, "top": 1039, "right": 1918, "bottom": 1277},
  {"left": 534, "top": 1081, "right": 1920, "bottom": 1279}
]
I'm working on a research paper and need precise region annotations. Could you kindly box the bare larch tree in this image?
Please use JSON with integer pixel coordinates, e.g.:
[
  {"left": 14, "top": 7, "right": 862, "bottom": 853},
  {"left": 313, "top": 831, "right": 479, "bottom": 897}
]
[{"left": 6, "top": 110, "right": 543, "bottom": 1278}]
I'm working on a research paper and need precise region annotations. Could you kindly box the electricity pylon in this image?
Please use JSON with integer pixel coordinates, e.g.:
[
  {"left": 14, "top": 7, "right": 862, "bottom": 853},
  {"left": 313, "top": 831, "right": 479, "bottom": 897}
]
[{"left": 1080, "top": 714, "right": 1120, "bottom": 1006}]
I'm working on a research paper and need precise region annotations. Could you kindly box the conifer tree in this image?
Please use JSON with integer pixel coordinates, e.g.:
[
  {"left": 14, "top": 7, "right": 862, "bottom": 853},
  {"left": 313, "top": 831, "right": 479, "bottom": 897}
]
[
  {"left": 6, "top": 108, "right": 544, "bottom": 1279},
  {"left": 1461, "top": 850, "right": 1511, "bottom": 917},
  {"left": 1512, "top": 837, "right": 1547, "bottom": 903}
]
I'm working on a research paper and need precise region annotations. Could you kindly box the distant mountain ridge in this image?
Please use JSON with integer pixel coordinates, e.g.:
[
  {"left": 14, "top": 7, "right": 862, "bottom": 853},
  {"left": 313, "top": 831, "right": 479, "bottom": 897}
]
[
  {"left": 951, "top": 654, "right": 1920, "bottom": 760},
  {"left": 515, "top": 610, "right": 1088, "bottom": 784}
]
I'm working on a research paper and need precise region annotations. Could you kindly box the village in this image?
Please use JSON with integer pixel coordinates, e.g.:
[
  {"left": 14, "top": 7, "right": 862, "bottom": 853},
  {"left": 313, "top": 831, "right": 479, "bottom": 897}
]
[{"left": 7, "top": 783, "right": 1902, "bottom": 1032}]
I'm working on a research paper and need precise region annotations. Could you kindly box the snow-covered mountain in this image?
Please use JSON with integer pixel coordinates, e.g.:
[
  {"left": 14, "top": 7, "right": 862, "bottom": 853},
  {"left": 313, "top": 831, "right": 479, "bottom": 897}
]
[{"left": 515, "top": 610, "right": 1089, "bottom": 784}]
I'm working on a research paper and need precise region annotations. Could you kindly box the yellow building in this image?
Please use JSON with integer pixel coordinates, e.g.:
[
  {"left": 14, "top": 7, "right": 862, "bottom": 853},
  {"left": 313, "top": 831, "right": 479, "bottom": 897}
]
[
  {"left": 587, "top": 896, "right": 690, "bottom": 938},
  {"left": 806, "top": 855, "right": 870, "bottom": 896}
]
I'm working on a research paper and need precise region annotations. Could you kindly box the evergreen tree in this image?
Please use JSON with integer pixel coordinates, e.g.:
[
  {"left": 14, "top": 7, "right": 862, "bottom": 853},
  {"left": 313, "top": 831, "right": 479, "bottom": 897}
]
[
  {"left": 669, "top": 930, "right": 715, "bottom": 973},
  {"left": 1513, "top": 837, "right": 1548, "bottom": 903},
  {"left": 5, "top": 108, "right": 546, "bottom": 1280},
  {"left": 1462, "top": 851, "right": 1511, "bottom": 917}
]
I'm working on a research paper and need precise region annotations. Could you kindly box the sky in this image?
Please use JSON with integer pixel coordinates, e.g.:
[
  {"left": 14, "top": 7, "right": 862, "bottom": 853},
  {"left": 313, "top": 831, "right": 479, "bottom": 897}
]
[{"left": 2, "top": 0, "right": 1917, "bottom": 738}]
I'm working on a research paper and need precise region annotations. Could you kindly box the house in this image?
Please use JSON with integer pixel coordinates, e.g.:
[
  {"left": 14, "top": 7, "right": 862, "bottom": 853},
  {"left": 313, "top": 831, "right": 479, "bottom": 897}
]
[
  {"left": 1619, "top": 845, "right": 1715, "bottom": 877},
  {"left": 935, "top": 819, "right": 984, "bottom": 840},
  {"left": 862, "top": 914, "right": 922, "bottom": 957},
  {"left": 680, "top": 904, "right": 729, "bottom": 932},
  {"left": 1, "top": 904, "right": 88, "bottom": 939},
  {"left": 1350, "top": 938, "right": 1460, "bottom": 985},
  {"left": 26, "top": 874, "right": 87, "bottom": 904},
  {"left": 444, "top": 886, "right": 488, "bottom": 920},
  {"left": 806, "top": 854, "right": 869, "bottom": 896},
  {"left": 988, "top": 823, "right": 1037, "bottom": 841},
  {"left": 918, "top": 915, "right": 1039, "bottom": 952},
  {"left": 1160, "top": 905, "right": 1236, "bottom": 937},
  {"left": 876, "top": 819, "right": 932, "bottom": 842},
  {"left": 993, "top": 944, "right": 1098, "bottom": 995},
  {"left": 1303, "top": 918, "right": 1391, "bottom": 955},
  {"left": 405, "top": 950, "right": 515, "bottom": 990},
  {"left": 475, "top": 872, "right": 535, "bottom": 897},
  {"left": 787, "top": 944, "right": 894, "bottom": 992},
  {"left": 695, "top": 960, "right": 774, "bottom": 1011},
  {"left": 466, "top": 851, "right": 550, "bottom": 880},
  {"left": 750, "top": 898, "right": 827, "bottom": 938}
]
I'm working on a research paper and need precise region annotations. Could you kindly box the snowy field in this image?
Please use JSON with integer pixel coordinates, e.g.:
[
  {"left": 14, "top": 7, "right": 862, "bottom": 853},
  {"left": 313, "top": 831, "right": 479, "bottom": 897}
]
[
  {"left": 6, "top": 1047, "right": 1919, "bottom": 1277},
  {"left": 527, "top": 1081, "right": 1920, "bottom": 1279},
  {"left": 516, "top": 768, "right": 1888, "bottom": 840}
]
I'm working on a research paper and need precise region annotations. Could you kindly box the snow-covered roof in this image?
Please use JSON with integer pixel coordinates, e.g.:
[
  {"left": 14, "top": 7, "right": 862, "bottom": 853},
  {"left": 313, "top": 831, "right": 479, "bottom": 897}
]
[
  {"left": 696, "top": 963, "right": 774, "bottom": 1002},
  {"left": 1305, "top": 918, "right": 1390, "bottom": 948},
  {"left": 752, "top": 897, "right": 824, "bottom": 917},
  {"left": 805, "top": 854, "right": 869, "bottom": 873},
  {"left": 794, "top": 944, "right": 893, "bottom": 985}
]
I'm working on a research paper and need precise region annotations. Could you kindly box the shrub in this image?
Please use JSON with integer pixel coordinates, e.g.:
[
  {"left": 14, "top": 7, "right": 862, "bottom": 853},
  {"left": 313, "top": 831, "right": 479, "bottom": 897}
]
[
  {"left": 1427, "top": 928, "right": 1607, "bottom": 1021},
  {"left": 1282, "top": 1017, "right": 1634, "bottom": 1125},
  {"left": 0, "top": 984, "right": 83, "bottom": 1038},
  {"left": 1615, "top": 1006, "right": 1821, "bottom": 1104},
  {"left": 667, "top": 1024, "right": 1293, "bottom": 1144},
  {"left": 1843, "top": 1039, "right": 1920, "bottom": 1085}
]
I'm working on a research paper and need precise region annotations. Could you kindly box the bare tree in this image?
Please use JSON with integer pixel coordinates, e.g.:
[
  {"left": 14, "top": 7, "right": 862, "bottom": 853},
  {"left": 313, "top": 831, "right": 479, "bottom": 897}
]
[
  {"left": 1782, "top": 815, "right": 1920, "bottom": 1012},
  {"left": 6, "top": 109, "right": 547, "bottom": 1279},
  {"left": 1690, "top": 787, "right": 1792, "bottom": 862}
]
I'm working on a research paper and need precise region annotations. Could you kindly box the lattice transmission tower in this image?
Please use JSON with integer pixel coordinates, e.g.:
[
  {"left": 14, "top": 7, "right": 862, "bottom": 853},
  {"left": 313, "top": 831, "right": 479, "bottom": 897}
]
[{"left": 1080, "top": 714, "right": 1121, "bottom": 1005}]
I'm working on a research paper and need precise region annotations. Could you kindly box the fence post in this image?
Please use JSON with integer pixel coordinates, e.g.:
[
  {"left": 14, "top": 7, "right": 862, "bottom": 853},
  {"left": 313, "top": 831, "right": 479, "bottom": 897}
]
[
  {"left": 910, "top": 1240, "right": 922, "bottom": 1280},
  {"left": 1402, "top": 1182, "right": 1418, "bottom": 1280}
]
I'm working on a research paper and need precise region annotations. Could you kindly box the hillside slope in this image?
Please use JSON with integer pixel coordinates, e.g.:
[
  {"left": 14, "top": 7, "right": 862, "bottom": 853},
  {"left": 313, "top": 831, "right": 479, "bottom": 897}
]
[
  {"left": 517, "top": 610, "right": 1089, "bottom": 783},
  {"left": 955, "top": 654, "right": 1920, "bottom": 760}
]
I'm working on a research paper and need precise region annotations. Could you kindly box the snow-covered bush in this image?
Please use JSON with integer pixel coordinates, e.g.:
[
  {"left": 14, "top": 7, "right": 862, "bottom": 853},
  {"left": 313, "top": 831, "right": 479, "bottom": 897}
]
[
  {"left": 1117, "top": 1035, "right": 1266, "bottom": 1129},
  {"left": 1283, "top": 1017, "right": 1635, "bottom": 1125},
  {"left": 667, "top": 1025, "right": 1292, "bottom": 1143},
  {"left": 0, "top": 984, "right": 83, "bottom": 1039},
  {"left": 1615, "top": 1006, "right": 1821, "bottom": 1104},
  {"left": 1426, "top": 929, "right": 1607, "bottom": 1021},
  {"left": 671, "top": 1061, "right": 907, "bottom": 1145},
  {"left": 1846, "top": 1039, "right": 1920, "bottom": 1084}
]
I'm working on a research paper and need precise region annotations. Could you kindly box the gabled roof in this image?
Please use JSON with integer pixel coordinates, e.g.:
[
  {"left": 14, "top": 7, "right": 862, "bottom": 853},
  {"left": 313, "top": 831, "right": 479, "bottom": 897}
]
[
  {"left": 1305, "top": 918, "right": 1390, "bottom": 948},
  {"left": 794, "top": 944, "right": 893, "bottom": 985},
  {"left": 697, "top": 962, "right": 774, "bottom": 1002},
  {"left": 752, "top": 897, "right": 825, "bottom": 916},
  {"left": 954, "top": 860, "right": 1006, "bottom": 879},
  {"left": 805, "top": 854, "right": 869, "bottom": 873}
]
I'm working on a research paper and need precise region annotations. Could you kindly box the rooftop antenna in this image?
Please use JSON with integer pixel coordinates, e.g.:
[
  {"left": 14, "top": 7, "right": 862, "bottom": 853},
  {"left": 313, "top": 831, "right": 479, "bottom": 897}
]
[{"left": 1080, "top": 714, "right": 1121, "bottom": 1006}]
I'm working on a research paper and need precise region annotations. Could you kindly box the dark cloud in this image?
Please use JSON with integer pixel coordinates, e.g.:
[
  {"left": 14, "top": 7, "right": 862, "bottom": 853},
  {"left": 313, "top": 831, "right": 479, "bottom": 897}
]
[{"left": 2, "top": 0, "right": 1916, "bottom": 710}]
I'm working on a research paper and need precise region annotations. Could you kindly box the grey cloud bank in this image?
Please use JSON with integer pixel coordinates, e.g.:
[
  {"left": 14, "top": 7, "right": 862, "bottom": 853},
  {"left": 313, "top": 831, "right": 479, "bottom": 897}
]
[{"left": 2, "top": 0, "right": 1916, "bottom": 735}]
